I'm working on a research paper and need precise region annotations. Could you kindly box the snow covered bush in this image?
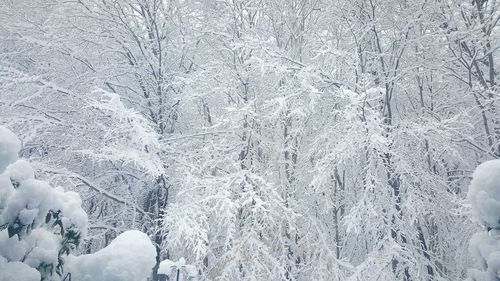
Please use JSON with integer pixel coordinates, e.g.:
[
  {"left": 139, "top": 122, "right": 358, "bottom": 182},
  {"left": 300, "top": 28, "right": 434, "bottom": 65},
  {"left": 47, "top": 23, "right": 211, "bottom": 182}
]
[
  {"left": 0, "top": 125, "right": 156, "bottom": 281},
  {"left": 468, "top": 159, "right": 500, "bottom": 281},
  {"left": 65, "top": 230, "right": 156, "bottom": 281},
  {"left": 158, "top": 257, "right": 197, "bottom": 281},
  {"left": 0, "top": 125, "right": 88, "bottom": 280}
]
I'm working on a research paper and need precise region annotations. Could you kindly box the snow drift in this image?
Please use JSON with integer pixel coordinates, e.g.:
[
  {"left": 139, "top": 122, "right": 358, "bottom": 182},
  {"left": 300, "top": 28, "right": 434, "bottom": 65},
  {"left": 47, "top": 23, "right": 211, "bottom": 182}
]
[{"left": 65, "top": 230, "right": 156, "bottom": 281}]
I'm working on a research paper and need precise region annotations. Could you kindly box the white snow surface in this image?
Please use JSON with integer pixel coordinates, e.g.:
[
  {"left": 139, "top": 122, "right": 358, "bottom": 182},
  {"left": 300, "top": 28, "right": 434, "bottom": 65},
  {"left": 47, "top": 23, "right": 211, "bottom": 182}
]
[
  {"left": 0, "top": 256, "right": 40, "bottom": 281},
  {"left": 0, "top": 228, "right": 61, "bottom": 269},
  {"left": 159, "top": 257, "right": 197, "bottom": 280},
  {"left": 468, "top": 231, "right": 500, "bottom": 281},
  {"left": 0, "top": 126, "right": 20, "bottom": 174},
  {"left": 158, "top": 258, "right": 176, "bottom": 276},
  {"left": 468, "top": 160, "right": 500, "bottom": 280},
  {"left": 65, "top": 230, "right": 156, "bottom": 281},
  {"left": 468, "top": 159, "right": 500, "bottom": 228}
]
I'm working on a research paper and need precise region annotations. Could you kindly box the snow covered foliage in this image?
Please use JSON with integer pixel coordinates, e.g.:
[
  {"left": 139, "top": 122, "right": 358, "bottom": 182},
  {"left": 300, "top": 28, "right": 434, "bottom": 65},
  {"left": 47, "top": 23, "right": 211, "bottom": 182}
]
[
  {"left": 1, "top": 0, "right": 499, "bottom": 280},
  {"left": 469, "top": 231, "right": 500, "bottom": 281},
  {"left": 81, "top": 90, "right": 164, "bottom": 177},
  {"left": 468, "top": 160, "right": 500, "bottom": 229},
  {"left": 158, "top": 257, "right": 197, "bottom": 281},
  {"left": 65, "top": 230, "right": 156, "bottom": 281},
  {"left": 468, "top": 160, "right": 500, "bottom": 281},
  {"left": 0, "top": 125, "right": 88, "bottom": 280},
  {"left": 164, "top": 163, "right": 296, "bottom": 280},
  {"left": 0, "top": 126, "right": 156, "bottom": 280}
]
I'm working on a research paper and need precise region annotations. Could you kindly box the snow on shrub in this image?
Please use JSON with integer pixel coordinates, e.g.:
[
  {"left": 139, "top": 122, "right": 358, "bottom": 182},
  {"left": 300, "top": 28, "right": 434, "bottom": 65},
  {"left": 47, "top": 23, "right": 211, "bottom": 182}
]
[
  {"left": 467, "top": 159, "right": 500, "bottom": 281},
  {"left": 0, "top": 126, "right": 88, "bottom": 280},
  {"left": 0, "top": 125, "right": 156, "bottom": 280},
  {"left": 158, "top": 257, "right": 197, "bottom": 281},
  {"left": 65, "top": 230, "right": 156, "bottom": 281}
]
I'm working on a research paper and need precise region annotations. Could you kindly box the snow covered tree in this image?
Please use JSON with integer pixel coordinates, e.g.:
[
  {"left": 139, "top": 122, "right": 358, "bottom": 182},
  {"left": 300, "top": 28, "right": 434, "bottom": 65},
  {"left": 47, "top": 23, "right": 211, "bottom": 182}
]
[
  {"left": 1, "top": 0, "right": 498, "bottom": 280},
  {"left": 65, "top": 230, "right": 156, "bottom": 281}
]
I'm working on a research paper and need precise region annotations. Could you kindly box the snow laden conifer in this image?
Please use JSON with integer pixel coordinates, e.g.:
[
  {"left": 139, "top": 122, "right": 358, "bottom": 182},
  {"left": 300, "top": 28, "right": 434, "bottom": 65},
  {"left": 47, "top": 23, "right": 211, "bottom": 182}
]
[{"left": 468, "top": 159, "right": 500, "bottom": 281}]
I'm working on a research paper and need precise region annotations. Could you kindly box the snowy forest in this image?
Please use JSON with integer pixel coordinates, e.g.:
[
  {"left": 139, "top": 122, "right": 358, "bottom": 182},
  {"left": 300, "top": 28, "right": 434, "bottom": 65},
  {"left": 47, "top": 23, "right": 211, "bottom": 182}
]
[{"left": 0, "top": 0, "right": 499, "bottom": 280}]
